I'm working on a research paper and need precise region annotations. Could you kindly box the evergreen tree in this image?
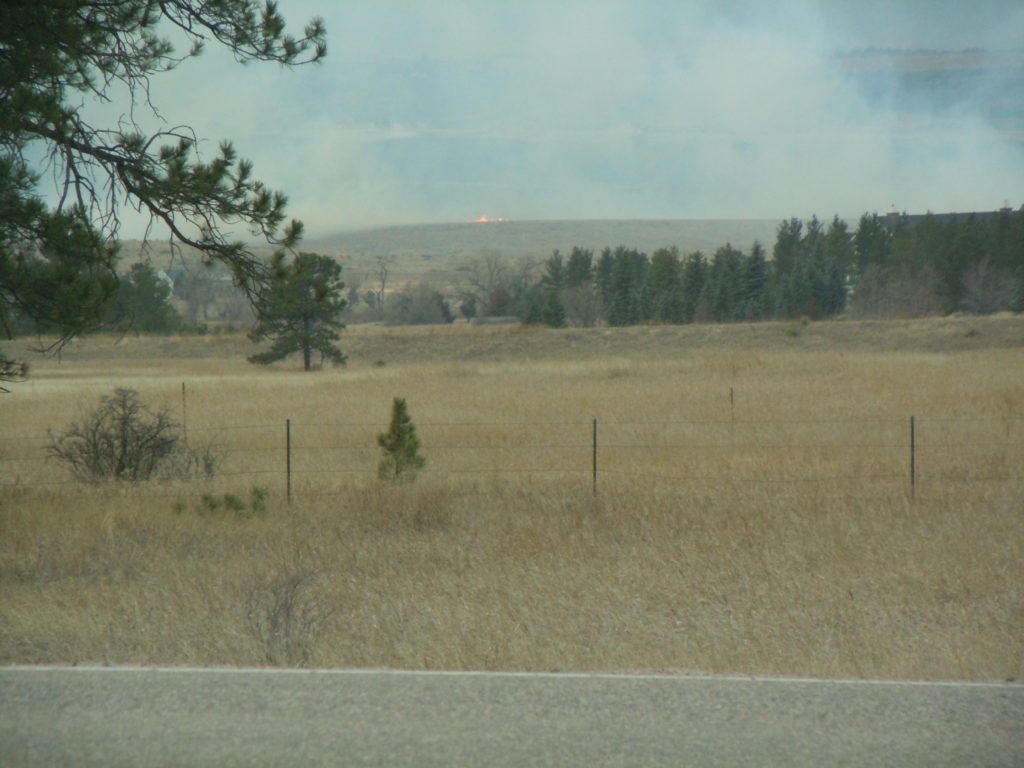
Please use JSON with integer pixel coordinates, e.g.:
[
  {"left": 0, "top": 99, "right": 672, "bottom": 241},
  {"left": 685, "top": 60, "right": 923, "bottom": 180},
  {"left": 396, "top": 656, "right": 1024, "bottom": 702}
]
[
  {"left": 535, "top": 252, "right": 568, "bottom": 326},
  {"left": 706, "top": 244, "right": 744, "bottom": 321},
  {"left": 595, "top": 247, "right": 615, "bottom": 323},
  {"left": 562, "top": 246, "right": 597, "bottom": 326},
  {"left": 541, "top": 251, "right": 565, "bottom": 290},
  {"left": 1, "top": 0, "right": 325, "bottom": 386},
  {"left": 518, "top": 284, "right": 546, "bottom": 325},
  {"left": 565, "top": 247, "right": 594, "bottom": 289},
  {"left": 679, "top": 251, "right": 708, "bottom": 323},
  {"left": 820, "top": 216, "right": 853, "bottom": 316},
  {"left": 770, "top": 215, "right": 850, "bottom": 319},
  {"left": 938, "top": 215, "right": 986, "bottom": 312},
  {"left": 107, "top": 262, "right": 183, "bottom": 334},
  {"left": 772, "top": 218, "right": 804, "bottom": 275},
  {"left": 992, "top": 206, "right": 1024, "bottom": 292},
  {"left": 770, "top": 218, "right": 804, "bottom": 317},
  {"left": 607, "top": 247, "right": 648, "bottom": 326},
  {"left": 647, "top": 247, "right": 683, "bottom": 323},
  {"left": 738, "top": 242, "right": 769, "bottom": 320},
  {"left": 853, "top": 213, "right": 893, "bottom": 277},
  {"left": 995, "top": 206, "right": 1024, "bottom": 311},
  {"left": 377, "top": 397, "right": 426, "bottom": 482},
  {"left": 795, "top": 216, "right": 826, "bottom": 317},
  {"left": 607, "top": 248, "right": 633, "bottom": 326},
  {"left": 248, "top": 253, "right": 346, "bottom": 370},
  {"left": 540, "top": 289, "right": 567, "bottom": 328},
  {"left": 897, "top": 213, "right": 947, "bottom": 279}
]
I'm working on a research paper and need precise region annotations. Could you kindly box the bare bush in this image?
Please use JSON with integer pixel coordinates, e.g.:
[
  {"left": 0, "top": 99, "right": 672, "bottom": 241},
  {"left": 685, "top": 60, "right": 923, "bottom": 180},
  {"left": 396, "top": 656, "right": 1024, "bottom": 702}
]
[
  {"left": 48, "top": 388, "right": 219, "bottom": 482},
  {"left": 244, "top": 565, "right": 334, "bottom": 666},
  {"left": 961, "top": 259, "right": 1021, "bottom": 315},
  {"left": 848, "top": 265, "right": 943, "bottom": 319}
]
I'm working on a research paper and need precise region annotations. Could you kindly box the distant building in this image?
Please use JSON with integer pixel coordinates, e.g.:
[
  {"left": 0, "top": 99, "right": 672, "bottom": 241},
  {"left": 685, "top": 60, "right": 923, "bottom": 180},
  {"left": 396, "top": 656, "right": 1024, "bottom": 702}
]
[{"left": 881, "top": 206, "right": 1020, "bottom": 229}]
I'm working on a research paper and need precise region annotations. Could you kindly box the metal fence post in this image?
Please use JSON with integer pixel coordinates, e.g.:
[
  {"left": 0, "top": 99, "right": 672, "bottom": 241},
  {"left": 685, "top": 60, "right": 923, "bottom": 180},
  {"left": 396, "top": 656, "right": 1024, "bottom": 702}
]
[
  {"left": 592, "top": 418, "right": 598, "bottom": 496},
  {"left": 910, "top": 415, "right": 916, "bottom": 498},
  {"left": 181, "top": 382, "right": 188, "bottom": 446},
  {"left": 286, "top": 418, "right": 292, "bottom": 503}
]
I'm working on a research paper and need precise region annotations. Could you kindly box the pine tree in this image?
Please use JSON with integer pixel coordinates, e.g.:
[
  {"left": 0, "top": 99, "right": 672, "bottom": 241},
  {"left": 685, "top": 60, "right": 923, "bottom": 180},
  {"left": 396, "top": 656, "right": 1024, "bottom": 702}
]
[
  {"left": 562, "top": 246, "right": 597, "bottom": 326},
  {"left": 248, "top": 253, "right": 347, "bottom": 370},
  {"left": 939, "top": 215, "right": 986, "bottom": 312},
  {"left": 107, "top": 263, "right": 184, "bottom": 334},
  {"left": 377, "top": 398, "right": 426, "bottom": 482},
  {"left": 770, "top": 217, "right": 804, "bottom": 317},
  {"left": 820, "top": 216, "right": 853, "bottom": 316},
  {"left": 595, "top": 248, "right": 615, "bottom": 323},
  {"left": 853, "top": 213, "right": 893, "bottom": 277},
  {"left": 648, "top": 247, "right": 682, "bottom": 323},
  {"left": 537, "top": 250, "right": 568, "bottom": 326},
  {"left": 738, "top": 242, "right": 769, "bottom": 320},
  {"left": 541, "top": 251, "right": 566, "bottom": 291},
  {"left": 607, "top": 247, "right": 648, "bottom": 326},
  {"left": 540, "top": 289, "right": 567, "bottom": 328},
  {"left": 706, "top": 244, "right": 744, "bottom": 321},
  {"left": 679, "top": 251, "right": 708, "bottom": 323},
  {"left": 565, "top": 247, "right": 594, "bottom": 289},
  {"left": 517, "top": 285, "right": 545, "bottom": 325},
  {"left": 995, "top": 207, "right": 1024, "bottom": 311},
  {"left": 1, "top": 0, "right": 325, "bottom": 386}
]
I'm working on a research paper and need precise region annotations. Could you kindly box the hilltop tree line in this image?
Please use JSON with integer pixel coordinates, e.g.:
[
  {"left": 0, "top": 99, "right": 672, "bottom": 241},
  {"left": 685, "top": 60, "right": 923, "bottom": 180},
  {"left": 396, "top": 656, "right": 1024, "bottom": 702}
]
[
  {"left": 498, "top": 208, "right": 1024, "bottom": 328},
  {"left": 8, "top": 208, "right": 1022, "bottom": 342},
  {"left": 5, "top": 207, "right": 1021, "bottom": 378}
]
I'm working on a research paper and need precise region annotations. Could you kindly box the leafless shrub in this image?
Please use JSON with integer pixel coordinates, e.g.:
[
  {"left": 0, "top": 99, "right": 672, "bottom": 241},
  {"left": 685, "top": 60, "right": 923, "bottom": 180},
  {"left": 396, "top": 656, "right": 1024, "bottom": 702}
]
[
  {"left": 961, "top": 259, "right": 1021, "bottom": 315},
  {"left": 848, "top": 265, "right": 943, "bottom": 319},
  {"left": 48, "top": 388, "right": 220, "bottom": 482},
  {"left": 166, "top": 439, "right": 221, "bottom": 481},
  {"left": 244, "top": 565, "right": 334, "bottom": 666}
]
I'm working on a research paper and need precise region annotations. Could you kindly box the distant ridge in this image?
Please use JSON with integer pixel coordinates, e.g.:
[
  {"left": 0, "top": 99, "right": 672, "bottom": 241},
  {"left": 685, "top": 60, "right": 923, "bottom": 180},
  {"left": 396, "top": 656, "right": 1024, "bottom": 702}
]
[{"left": 305, "top": 219, "right": 782, "bottom": 260}]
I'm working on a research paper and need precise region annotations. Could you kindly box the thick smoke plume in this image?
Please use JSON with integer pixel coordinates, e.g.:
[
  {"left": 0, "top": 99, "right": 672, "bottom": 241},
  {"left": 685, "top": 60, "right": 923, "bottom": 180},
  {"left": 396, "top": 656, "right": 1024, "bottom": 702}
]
[{"left": 97, "top": 0, "right": 1024, "bottom": 236}]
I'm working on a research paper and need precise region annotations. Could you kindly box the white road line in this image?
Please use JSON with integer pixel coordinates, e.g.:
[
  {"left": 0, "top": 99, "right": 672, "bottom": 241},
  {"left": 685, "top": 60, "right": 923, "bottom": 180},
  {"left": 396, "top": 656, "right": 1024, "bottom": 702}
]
[{"left": 2, "top": 665, "right": 1018, "bottom": 688}]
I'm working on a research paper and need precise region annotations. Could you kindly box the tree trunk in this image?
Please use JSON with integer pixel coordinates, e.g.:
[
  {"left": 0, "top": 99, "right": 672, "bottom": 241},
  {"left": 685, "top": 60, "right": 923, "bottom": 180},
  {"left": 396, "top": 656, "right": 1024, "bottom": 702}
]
[{"left": 302, "top": 316, "right": 312, "bottom": 370}]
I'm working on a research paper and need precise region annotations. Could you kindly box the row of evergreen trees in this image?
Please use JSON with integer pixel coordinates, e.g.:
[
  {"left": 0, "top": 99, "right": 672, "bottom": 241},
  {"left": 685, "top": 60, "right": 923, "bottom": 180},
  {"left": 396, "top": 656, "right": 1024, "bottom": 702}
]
[{"left": 519, "top": 207, "right": 1024, "bottom": 327}]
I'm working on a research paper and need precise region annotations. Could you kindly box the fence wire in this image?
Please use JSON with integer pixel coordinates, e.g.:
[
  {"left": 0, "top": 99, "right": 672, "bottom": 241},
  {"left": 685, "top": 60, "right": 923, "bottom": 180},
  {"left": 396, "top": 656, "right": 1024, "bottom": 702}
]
[{"left": 2, "top": 416, "right": 1022, "bottom": 496}]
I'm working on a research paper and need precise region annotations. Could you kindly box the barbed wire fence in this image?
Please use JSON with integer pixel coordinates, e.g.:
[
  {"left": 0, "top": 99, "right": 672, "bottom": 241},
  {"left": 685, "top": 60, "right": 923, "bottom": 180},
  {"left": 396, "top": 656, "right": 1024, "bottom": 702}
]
[{"left": 2, "top": 413, "right": 1022, "bottom": 501}]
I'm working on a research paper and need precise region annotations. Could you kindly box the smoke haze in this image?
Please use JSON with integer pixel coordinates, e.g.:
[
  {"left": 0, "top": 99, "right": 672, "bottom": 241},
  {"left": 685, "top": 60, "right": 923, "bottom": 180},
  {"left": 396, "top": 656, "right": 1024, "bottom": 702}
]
[{"left": 96, "top": 0, "right": 1024, "bottom": 238}]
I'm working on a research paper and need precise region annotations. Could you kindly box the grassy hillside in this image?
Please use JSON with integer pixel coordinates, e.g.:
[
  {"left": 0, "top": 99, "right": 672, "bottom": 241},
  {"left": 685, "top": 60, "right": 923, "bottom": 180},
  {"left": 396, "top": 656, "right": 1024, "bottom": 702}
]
[
  {"left": 305, "top": 218, "right": 782, "bottom": 261},
  {"left": 2, "top": 316, "right": 1022, "bottom": 679},
  {"left": 16, "top": 312, "right": 1024, "bottom": 370}
]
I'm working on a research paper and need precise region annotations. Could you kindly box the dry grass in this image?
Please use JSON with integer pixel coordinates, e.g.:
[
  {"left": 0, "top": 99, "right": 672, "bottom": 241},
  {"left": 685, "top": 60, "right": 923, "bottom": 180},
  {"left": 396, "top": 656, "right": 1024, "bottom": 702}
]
[{"left": 1, "top": 316, "right": 1023, "bottom": 680}]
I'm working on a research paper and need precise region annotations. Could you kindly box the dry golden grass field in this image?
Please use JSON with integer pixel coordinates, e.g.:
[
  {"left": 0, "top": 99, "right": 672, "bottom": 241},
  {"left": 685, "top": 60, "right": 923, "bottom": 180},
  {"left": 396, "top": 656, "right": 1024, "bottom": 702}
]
[{"left": 1, "top": 314, "right": 1022, "bottom": 680}]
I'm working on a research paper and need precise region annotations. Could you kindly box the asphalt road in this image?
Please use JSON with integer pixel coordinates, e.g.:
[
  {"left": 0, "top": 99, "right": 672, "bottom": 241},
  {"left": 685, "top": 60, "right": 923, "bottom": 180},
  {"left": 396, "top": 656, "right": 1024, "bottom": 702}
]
[{"left": 1, "top": 667, "right": 1021, "bottom": 767}]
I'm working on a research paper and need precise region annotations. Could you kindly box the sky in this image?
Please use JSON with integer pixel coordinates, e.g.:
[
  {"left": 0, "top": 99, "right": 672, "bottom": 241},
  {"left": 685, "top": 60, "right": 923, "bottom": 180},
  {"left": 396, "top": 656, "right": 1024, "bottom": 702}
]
[{"left": 85, "top": 0, "right": 1024, "bottom": 239}]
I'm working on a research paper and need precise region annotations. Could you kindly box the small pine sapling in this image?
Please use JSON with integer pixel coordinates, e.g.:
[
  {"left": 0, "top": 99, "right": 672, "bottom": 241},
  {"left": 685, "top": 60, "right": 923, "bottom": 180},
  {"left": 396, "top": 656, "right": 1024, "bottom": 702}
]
[{"left": 377, "top": 397, "right": 426, "bottom": 482}]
